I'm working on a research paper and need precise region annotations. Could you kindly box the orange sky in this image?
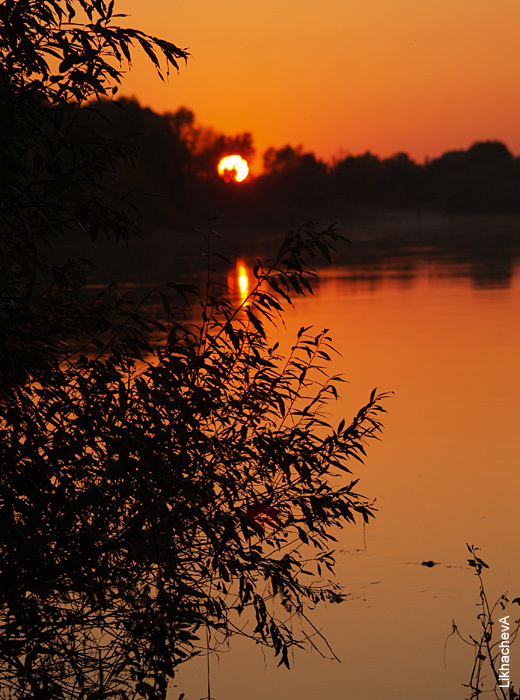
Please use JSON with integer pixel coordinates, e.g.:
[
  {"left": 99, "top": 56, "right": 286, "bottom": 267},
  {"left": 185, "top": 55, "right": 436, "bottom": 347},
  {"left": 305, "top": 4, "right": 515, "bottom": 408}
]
[{"left": 119, "top": 0, "right": 520, "bottom": 170}]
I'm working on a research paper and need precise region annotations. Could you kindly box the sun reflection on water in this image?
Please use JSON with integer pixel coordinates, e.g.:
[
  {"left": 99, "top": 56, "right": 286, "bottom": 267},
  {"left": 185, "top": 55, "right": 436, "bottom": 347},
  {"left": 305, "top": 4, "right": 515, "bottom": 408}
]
[{"left": 237, "top": 263, "right": 249, "bottom": 301}]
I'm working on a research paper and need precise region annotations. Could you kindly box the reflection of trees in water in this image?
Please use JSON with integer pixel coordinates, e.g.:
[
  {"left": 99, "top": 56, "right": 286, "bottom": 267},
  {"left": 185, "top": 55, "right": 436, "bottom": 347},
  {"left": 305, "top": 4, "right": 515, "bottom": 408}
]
[
  {"left": 332, "top": 250, "right": 517, "bottom": 291},
  {"left": 467, "top": 258, "right": 516, "bottom": 288},
  {"left": 59, "top": 94, "right": 520, "bottom": 289},
  {"left": 346, "top": 248, "right": 519, "bottom": 290},
  {"left": 330, "top": 215, "right": 520, "bottom": 289},
  {"left": 68, "top": 98, "right": 520, "bottom": 290},
  {"left": 61, "top": 214, "right": 520, "bottom": 293}
]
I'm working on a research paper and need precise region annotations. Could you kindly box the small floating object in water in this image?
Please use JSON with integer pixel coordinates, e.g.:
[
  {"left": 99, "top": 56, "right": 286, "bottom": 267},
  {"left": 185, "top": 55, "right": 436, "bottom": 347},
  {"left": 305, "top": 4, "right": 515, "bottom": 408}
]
[
  {"left": 421, "top": 560, "right": 439, "bottom": 568},
  {"left": 329, "top": 592, "right": 349, "bottom": 604}
]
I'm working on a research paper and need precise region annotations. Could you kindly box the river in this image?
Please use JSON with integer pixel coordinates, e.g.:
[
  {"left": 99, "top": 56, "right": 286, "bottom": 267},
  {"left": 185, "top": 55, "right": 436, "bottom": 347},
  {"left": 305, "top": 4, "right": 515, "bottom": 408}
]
[{"left": 170, "top": 233, "right": 520, "bottom": 700}]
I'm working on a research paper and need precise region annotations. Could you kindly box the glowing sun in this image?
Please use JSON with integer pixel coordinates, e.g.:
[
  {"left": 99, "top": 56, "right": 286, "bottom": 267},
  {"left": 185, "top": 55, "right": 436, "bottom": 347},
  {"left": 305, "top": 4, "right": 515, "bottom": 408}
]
[{"left": 217, "top": 155, "right": 249, "bottom": 182}]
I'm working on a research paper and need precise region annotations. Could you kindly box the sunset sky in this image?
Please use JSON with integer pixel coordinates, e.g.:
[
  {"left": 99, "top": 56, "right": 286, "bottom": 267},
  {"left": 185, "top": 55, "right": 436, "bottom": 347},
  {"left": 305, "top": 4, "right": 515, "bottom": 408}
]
[{"left": 120, "top": 0, "right": 520, "bottom": 170}]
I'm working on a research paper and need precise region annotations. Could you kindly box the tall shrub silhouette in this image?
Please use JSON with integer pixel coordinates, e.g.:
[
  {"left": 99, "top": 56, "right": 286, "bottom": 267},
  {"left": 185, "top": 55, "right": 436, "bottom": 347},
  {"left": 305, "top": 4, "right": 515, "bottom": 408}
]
[{"left": 0, "top": 1, "right": 388, "bottom": 698}]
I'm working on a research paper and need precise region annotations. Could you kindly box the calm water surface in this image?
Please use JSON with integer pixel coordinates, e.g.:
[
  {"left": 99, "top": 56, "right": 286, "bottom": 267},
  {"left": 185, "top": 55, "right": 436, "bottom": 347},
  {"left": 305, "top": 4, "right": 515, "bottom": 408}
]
[{"left": 173, "top": 254, "right": 520, "bottom": 700}]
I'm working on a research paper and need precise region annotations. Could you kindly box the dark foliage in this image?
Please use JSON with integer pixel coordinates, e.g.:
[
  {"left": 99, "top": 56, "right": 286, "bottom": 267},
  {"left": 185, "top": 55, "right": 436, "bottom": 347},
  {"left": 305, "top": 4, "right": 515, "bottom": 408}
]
[
  {"left": 448, "top": 546, "right": 520, "bottom": 700},
  {"left": 85, "top": 95, "right": 520, "bottom": 224},
  {"left": 0, "top": 2, "right": 388, "bottom": 699},
  {"left": 0, "top": 223, "right": 388, "bottom": 698},
  {"left": 0, "top": 0, "right": 188, "bottom": 384},
  {"left": 88, "top": 98, "right": 255, "bottom": 224}
]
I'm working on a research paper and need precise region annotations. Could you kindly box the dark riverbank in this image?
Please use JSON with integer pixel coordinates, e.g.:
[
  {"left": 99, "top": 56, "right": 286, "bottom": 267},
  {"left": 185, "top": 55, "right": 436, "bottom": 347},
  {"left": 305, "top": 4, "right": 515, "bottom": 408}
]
[{"left": 56, "top": 210, "right": 520, "bottom": 291}]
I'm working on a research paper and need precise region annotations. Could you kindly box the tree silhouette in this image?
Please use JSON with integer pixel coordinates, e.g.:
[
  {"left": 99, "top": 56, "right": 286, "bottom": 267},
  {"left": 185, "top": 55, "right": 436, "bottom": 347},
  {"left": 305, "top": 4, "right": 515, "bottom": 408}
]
[
  {"left": 0, "top": 2, "right": 387, "bottom": 699},
  {"left": 425, "top": 141, "right": 520, "bottom": 212}
]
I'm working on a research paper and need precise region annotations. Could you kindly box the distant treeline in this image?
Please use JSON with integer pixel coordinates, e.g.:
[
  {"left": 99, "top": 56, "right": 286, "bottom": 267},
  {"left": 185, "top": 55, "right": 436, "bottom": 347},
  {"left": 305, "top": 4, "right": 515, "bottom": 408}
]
[{"left": 91, "top": 98, "right": 520, "bottom": 227}]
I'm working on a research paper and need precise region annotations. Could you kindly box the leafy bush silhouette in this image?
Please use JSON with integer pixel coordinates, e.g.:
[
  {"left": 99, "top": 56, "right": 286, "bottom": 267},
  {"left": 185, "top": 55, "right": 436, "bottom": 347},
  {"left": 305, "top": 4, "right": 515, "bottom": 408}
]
[
  {"left": 0, "top": 222, "right": 388, "bottom": 698},
  {"left": 0, "top": 1, "right": 388, "bottom": 698}
]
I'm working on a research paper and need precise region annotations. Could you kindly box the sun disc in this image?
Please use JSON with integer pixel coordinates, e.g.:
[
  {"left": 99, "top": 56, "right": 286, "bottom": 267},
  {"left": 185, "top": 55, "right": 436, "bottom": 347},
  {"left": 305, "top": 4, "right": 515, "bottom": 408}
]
[{"left": 218, "top": 155, "right": 249, "bottom": 182}]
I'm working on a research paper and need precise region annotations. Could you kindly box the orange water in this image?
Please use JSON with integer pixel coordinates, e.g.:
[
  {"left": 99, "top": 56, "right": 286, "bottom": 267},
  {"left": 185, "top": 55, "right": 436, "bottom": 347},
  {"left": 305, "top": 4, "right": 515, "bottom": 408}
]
[{"left": 173, "top": 258, "right": 520, "bottom": 700}]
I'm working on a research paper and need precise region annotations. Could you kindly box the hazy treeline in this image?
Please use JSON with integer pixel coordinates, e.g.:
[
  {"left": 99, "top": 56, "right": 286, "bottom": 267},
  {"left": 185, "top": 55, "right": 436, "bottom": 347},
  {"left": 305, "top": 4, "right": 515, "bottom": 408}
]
[{"left": 91, "top": 98, "right": 520, "bottom": 227}]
